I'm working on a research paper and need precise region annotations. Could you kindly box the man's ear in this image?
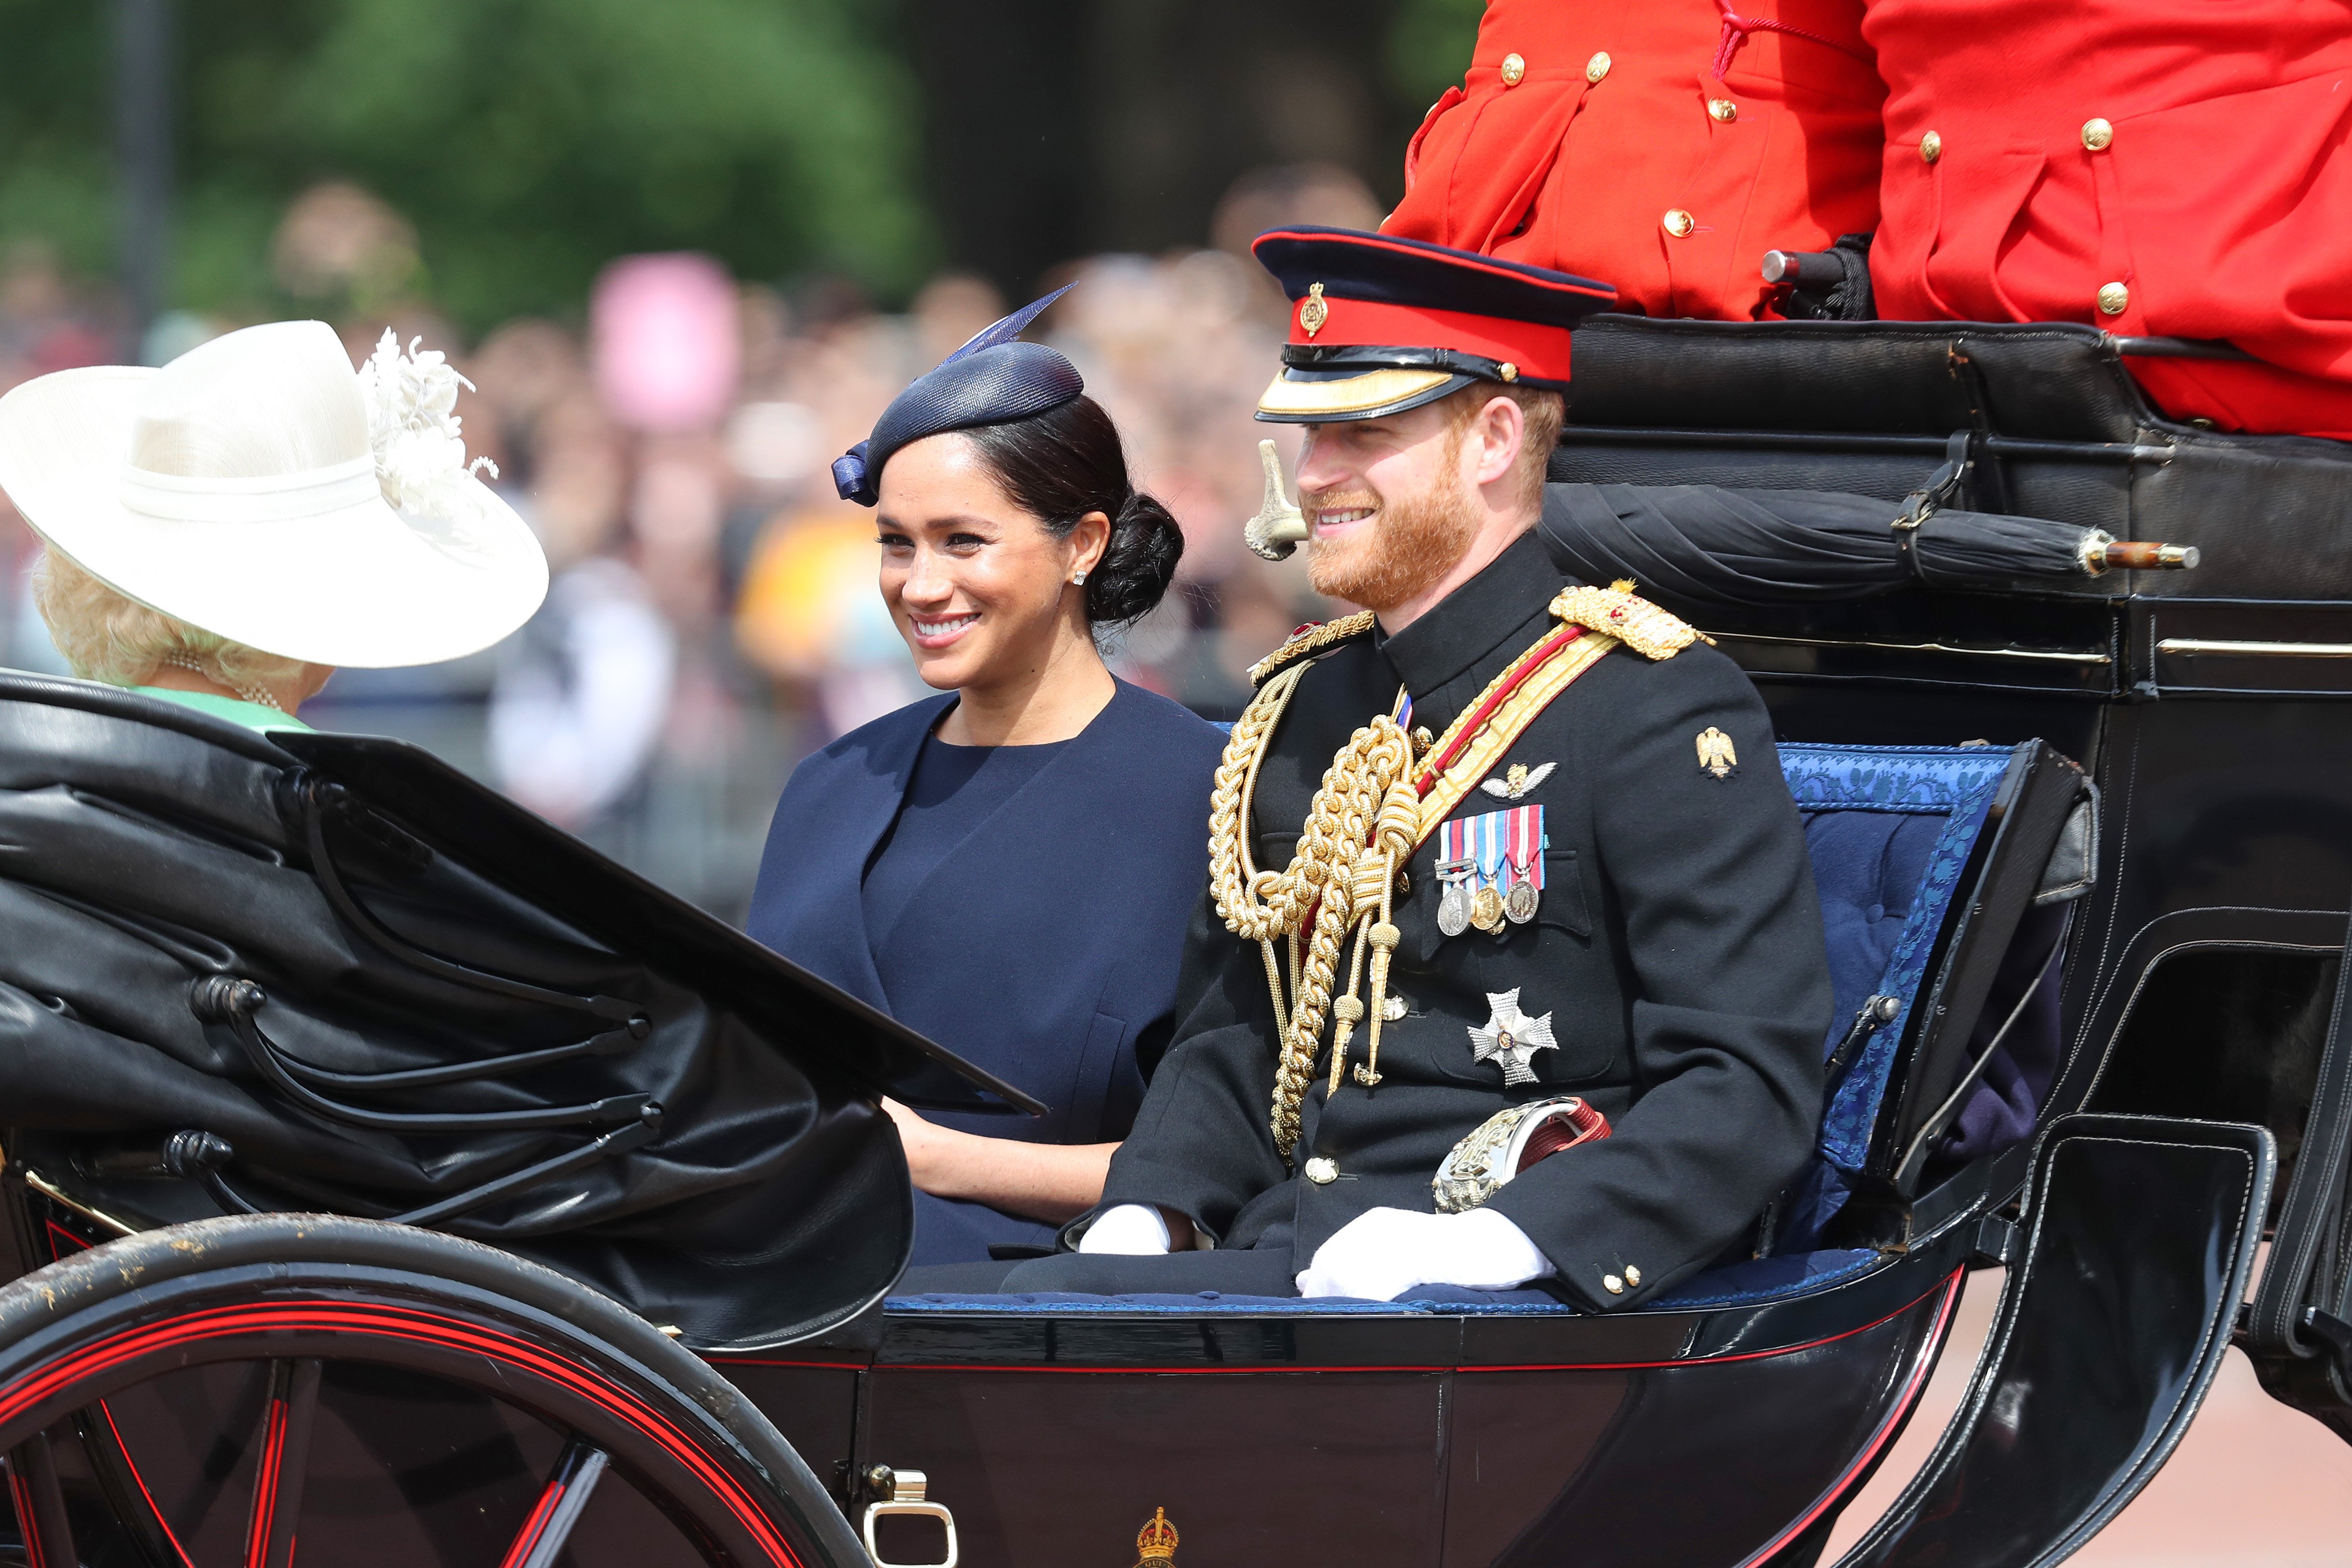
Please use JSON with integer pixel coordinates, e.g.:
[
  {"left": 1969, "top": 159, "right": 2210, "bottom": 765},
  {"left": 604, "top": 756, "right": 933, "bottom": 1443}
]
[{"left": 1468, "top": 394, "right": 1527, "bottom": 490}]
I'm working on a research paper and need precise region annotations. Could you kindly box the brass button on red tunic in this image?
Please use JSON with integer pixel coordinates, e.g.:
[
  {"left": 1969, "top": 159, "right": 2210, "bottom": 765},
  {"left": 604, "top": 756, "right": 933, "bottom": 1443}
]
[{"left": 1384, "top": 0, "right": 1885, "bottom": 323}]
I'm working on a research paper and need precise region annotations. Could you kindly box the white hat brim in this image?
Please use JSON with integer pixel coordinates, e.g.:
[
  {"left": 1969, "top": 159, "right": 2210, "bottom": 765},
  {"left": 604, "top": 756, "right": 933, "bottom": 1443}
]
[{"left": 0, "top": 366, "right": 549, "bottom": 669}]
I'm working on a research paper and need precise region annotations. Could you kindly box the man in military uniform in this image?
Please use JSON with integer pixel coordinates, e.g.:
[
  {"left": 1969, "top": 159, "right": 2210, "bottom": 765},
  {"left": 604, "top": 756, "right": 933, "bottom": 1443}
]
[{"left": 997, "top": 229, "right": 1832, "bottom": 1309}]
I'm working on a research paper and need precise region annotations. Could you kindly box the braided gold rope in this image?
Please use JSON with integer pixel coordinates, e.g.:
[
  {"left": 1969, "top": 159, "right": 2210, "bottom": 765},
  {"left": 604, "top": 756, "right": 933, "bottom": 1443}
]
[{"left": 1210, "top": 669, "right": 1417, "bottom": 1154}]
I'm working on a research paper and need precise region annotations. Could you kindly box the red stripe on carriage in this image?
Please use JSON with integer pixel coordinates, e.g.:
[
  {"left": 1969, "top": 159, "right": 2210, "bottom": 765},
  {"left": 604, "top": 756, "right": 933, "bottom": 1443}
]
[
  {"left": 497, "top": 1470, "right": 569, "bottom": 1568},
  {"left": 6, "top": 1460, "right": 45, "bottom": 1568},
  {"left": 0, "top": 1303, "right": 803, "bottom": 1568},
  {"left": 1728, "top": 1269, "right": 1963, "bottom": 1568},
  {"left": 98, "top": 1399, "right": 197, "bottom": 1568},
  {"left": 243, "top": 1384, "right": 290, "bottom": 1568}
]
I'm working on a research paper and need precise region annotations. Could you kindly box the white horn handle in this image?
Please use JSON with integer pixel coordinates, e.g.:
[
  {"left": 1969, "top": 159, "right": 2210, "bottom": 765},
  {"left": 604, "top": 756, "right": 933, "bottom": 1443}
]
[{"left": 1243, "top": 438, "right": 1310, "bottom": 562}]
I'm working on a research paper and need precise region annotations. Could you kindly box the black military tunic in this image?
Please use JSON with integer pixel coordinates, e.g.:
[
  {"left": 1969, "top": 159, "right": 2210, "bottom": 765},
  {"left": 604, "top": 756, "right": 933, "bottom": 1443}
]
[{"left": 1092, "top": 530, "right": 1833, "bottom": 1309}]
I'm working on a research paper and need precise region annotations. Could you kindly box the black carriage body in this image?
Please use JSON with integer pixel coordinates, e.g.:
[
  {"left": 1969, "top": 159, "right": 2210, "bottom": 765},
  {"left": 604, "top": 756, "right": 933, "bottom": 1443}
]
[
  {"left": 711, "top": 321, "right": 2338, "bottom": 1566},
  {"left": 0, "top": 318, "right": 2334, "bottom": 1568}
]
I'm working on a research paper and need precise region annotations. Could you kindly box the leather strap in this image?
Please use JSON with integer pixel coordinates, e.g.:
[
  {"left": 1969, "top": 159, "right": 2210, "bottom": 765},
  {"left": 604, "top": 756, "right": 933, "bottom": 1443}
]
[
  {"left": 2245, "top": 900, "right": 2352, "bottom": 1363},
  {"left": 1892, "top": 431, "right": 1975, "bottom": 585}
]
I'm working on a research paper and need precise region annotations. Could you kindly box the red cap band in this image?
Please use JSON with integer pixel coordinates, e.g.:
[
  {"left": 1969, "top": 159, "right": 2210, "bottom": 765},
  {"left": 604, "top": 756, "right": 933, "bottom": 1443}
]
[{"left": 1291, "top": 295, "right": 1574, "bottom": 383}]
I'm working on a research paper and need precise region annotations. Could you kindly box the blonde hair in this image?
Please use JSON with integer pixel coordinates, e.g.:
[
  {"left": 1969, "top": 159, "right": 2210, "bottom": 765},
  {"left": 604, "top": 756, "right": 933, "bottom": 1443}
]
[
  {"left": 1443, "top": 382, "right": 1565, "bottom": 505},
  {"left": 33, "top": 547, "right": 310, "bottom": 693}
]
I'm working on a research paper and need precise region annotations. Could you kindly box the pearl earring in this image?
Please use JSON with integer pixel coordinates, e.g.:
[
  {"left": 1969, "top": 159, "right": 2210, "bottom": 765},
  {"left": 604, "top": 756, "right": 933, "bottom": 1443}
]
[{"left": 1073, "top": 570, "right": 1087, "bottom": 585}]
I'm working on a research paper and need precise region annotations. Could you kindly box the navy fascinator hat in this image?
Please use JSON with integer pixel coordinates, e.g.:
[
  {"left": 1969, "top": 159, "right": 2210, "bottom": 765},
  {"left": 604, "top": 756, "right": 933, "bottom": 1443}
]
[{"left": 831, "top": 287, "right": 1083, "bottom": 505}]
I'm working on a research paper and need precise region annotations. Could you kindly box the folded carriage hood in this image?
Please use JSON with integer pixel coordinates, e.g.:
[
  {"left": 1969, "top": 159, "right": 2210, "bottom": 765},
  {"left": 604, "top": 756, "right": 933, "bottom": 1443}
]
[{"left": 0, "top": 672, "right": 1034, "bottom": 1351}]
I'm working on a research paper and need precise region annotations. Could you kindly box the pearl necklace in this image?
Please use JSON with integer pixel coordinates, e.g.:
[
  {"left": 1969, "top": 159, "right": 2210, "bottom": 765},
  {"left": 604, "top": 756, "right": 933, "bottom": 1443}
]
[{"left": 158, "top": 651, "right": 286, "bottom": 713}]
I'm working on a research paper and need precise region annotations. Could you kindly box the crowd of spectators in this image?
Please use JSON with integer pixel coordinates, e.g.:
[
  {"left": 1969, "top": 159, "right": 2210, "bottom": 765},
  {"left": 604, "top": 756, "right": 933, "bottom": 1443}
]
[{"left": 0, "top": 167, "right": 1378, "bottom": 918}]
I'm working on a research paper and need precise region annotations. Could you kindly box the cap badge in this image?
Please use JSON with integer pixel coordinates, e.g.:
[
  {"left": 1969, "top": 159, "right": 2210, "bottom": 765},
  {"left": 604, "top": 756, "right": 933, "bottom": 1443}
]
[{"left": 1300, "top": 282, "right": 1329, "bottom": 337}]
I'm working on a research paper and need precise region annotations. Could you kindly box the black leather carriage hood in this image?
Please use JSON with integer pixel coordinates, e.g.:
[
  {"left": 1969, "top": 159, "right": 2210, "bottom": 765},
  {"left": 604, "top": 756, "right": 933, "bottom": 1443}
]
[{"left": 0, "top": 672, "right": 1028, "bottom": 1351}]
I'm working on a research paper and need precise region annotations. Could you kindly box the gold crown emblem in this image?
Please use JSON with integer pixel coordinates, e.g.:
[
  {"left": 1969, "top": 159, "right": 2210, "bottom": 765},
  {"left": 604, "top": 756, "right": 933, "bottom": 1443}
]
[
  {"left": 1299, "top": 282, "right": 1328, "bottom": 337},
  {"left": 1133, "top": 1506, "right": 1179, "bottom": 1564}
]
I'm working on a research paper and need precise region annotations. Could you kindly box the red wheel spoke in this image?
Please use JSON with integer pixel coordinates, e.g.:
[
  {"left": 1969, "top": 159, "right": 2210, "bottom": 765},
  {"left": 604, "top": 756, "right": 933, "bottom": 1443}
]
[
  {"left": 500, "top": 1438, "right": 611, "bottom": 1568},
  {"left": 6, "top": 1430, "right": 78, "bottom": 1568},
  {"left": 241, "top": 1358, "right": 322, "bottom": 1568}
]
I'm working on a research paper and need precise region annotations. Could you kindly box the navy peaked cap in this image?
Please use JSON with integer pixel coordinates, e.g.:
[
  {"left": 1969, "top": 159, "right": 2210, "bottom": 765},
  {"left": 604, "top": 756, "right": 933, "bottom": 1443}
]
[
  {"left": 1253, "top": 227, "right": 1617, "bottom": 329},
  {"left": 833, "top": 289, "right": 1083, "bottom": 505},
  {"left": 1248, "top": 227, "right": 1616, "bottom": 422}
]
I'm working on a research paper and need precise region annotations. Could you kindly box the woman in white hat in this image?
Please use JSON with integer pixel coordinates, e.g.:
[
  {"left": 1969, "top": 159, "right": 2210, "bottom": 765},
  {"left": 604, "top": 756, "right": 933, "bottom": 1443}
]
[{"left": 0, "top": 319, "right": 547, "bottom": 729}]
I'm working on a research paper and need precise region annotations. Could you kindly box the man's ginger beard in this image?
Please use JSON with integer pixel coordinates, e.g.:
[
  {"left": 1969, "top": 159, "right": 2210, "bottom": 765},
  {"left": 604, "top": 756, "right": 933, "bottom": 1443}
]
[{"left": 1304, "top": 422, "right": 1484, "bottom": 613}]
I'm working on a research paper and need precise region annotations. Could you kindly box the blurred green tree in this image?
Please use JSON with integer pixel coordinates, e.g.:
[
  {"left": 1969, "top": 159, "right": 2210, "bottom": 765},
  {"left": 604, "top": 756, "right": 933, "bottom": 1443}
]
[
  {"left": 0, "top": 0, "right": 935, "bottom": 334},
  {"left": 1385, "top": 0, "right": 1485, "bottom": 110}
]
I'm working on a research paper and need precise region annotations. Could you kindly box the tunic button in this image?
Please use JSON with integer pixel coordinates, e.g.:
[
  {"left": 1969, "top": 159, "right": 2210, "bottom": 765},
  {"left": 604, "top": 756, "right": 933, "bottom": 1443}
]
[
  {"left": 1603, "top": 1273, "right": 1626, "bottom": 1295},
  {"left": 1708, "top": 98, "right": 1738, "bottom": 123},
  {"left": 1920, "top": 130, "right": 1943, "bottom": 164},
  {"left": 1304, "top": 1157, "right": 1337, "bottom": 1185},
  {"left": 2097, "top": 281, "right": 2131, "bottom": 316},
  {"left": 1500, "top": 52, "right": 1526, "bottom": 87},
  {"left": 2081, "top": 117, "right": 2114, "bottom": 152},
  {"left": 1585, "top": 51, "right": 1611, "bottom": 85},
  {"left": 1662, "top": 208, "right": 1696, "bottom": 238},
  {"left": 1624, "top": 1264, "right": 1642, "bottom": 1286}
]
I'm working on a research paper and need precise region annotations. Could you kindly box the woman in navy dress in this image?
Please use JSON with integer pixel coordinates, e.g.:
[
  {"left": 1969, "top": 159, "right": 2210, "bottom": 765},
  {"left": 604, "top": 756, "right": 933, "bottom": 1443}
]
[{"left": 747, "top": 299, "right": 1226, "bottom": 1267}]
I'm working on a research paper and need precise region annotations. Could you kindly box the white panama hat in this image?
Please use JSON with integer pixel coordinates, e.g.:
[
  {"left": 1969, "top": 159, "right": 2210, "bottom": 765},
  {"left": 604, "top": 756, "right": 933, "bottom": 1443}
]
[{"left": 0, "top": 318, "right": 548, "bottom": 668}]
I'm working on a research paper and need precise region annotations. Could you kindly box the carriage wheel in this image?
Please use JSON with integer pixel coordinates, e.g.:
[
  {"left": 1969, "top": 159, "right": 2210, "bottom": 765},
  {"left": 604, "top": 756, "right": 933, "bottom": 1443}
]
[{"left": 0, "top": 1212, "right": 866, "bottom": 1568}]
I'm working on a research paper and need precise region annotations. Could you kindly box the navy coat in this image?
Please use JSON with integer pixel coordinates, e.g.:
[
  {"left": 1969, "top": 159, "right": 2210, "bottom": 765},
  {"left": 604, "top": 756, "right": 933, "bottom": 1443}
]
[{"left": 746, "top": 680, "right": 1225, "bottom": 1265}]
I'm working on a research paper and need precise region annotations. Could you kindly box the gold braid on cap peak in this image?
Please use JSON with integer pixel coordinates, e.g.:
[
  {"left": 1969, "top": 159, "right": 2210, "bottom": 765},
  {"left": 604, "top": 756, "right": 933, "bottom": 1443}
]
[
  {"left": 1246, "top": 611, "right": 1377, "bottom": 687},
  {"left": 1550, "top": 580, "right": 1705, "bottom": 660}
]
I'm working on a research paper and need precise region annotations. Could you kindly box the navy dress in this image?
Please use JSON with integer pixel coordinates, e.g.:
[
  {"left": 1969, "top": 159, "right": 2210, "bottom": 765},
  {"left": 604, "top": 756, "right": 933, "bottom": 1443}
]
[{"left": 746, "top": 680, "right": 1225, "bottom": 1265}]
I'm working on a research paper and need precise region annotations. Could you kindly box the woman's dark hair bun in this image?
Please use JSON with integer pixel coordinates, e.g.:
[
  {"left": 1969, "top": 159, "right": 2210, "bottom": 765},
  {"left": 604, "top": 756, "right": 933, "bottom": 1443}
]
[
  {"left": 1087, "top": 490, "right": 1183, "bottom": 628},
  {"left": 960, "top": 394, "right": 1186, "bottom": 628}
]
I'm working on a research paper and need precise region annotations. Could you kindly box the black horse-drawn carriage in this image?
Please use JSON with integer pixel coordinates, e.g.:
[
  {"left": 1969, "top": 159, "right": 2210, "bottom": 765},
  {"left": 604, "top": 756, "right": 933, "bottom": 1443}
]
[{"left": 0, "top": 317, "right": 2348, "bottom": 1568}]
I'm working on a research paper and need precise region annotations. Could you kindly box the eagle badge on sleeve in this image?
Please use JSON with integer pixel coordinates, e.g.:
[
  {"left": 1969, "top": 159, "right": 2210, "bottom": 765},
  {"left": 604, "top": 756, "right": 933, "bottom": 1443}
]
[{"left": 1696, "top": 727, "right": 1739, "bottom": 780}]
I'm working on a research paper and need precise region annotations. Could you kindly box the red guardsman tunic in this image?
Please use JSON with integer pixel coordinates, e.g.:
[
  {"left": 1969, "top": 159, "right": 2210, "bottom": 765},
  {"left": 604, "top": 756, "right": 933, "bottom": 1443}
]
[
  {"left": 1864, "top": 0, "right": 2352, "bottom": 438},
  {"left": 1382, "top": 0, "right": 1885, "bottom": 323}
]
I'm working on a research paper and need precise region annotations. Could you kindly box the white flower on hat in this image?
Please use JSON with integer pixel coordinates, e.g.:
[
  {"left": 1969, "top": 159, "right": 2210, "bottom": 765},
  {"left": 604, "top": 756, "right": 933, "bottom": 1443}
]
[{"left": 357, "top": 328, "right": 499, "bottom": 521}]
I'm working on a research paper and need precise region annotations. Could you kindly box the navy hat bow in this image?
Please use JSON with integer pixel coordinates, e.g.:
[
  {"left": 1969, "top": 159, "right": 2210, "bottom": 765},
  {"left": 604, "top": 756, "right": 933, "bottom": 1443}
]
[{"left": 832, "top": 286, "right": 1082, "bottom": 505}]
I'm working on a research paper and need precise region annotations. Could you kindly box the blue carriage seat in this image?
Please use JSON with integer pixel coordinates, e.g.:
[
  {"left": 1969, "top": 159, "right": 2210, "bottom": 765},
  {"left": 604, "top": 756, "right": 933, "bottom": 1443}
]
[{"left": 889, "top": 740, "right": 2073, "bottom": 1318}]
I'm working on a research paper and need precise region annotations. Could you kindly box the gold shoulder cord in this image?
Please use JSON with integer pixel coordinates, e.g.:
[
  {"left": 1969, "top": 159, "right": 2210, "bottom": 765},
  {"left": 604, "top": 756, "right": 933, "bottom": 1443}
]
[{"left": 1207, "top": 584, "right": 1691, "bottom": 1159}]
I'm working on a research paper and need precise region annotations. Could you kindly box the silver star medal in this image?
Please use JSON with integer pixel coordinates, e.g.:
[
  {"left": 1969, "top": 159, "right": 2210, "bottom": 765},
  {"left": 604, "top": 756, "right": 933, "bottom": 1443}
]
[{"left": 1468, "top": 988, "right": 1558, "bottom": 1085}]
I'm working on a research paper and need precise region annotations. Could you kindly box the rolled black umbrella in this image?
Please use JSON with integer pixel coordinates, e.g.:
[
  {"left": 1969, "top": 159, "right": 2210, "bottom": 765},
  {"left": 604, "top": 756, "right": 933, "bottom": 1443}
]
[{"left": 1538, "top": 482, "right": 2196, "bottom": 608}]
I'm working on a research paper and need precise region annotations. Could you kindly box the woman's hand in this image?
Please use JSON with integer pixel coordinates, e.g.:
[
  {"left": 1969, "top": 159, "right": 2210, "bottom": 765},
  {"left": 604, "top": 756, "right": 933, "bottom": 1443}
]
[{"left": 881, "top": 1098, "right": 1118, "bottom": 1225}]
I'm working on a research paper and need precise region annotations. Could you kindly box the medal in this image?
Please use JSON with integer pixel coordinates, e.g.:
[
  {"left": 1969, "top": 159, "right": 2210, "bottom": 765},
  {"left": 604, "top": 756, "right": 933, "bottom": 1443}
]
[
  {"left": 1468, "top": 987, "right": 1559, "bottom": 1086},
  {"left": 1435, "top": 857, "right": 1475, "bottom": 938},
  {"left": 1473, "top": 810, "right": 1510, "bottom": 936},
  {"left": 1504, "top": 807, "right": 1541, "bottom": 924}
]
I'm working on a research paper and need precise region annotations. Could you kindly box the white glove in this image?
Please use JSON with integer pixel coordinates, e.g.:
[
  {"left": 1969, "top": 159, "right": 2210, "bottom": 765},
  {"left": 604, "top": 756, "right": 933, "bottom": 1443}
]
[
  {"left": 1295, "top": 1206, "right": 1554, "bottom": 1301},
  {"left": 1078, "top": 1203, "right": 1173, "bottom": 1256}
]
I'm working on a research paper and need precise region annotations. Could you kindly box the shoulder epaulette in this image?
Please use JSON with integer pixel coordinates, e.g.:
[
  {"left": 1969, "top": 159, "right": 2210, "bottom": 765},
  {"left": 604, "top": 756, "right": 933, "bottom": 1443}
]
[
  {"left": 1247, "top": 610, "right": 1377, "bottom": 686},
  {"left": 1549, "top": 580, "right": 1703, "bottom": 661}
]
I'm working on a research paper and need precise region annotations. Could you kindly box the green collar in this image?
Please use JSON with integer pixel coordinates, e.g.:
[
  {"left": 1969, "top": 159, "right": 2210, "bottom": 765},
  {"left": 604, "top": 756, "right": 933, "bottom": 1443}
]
[{"left": 132, "top": 686, "right": 313, "bottom": 733}]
